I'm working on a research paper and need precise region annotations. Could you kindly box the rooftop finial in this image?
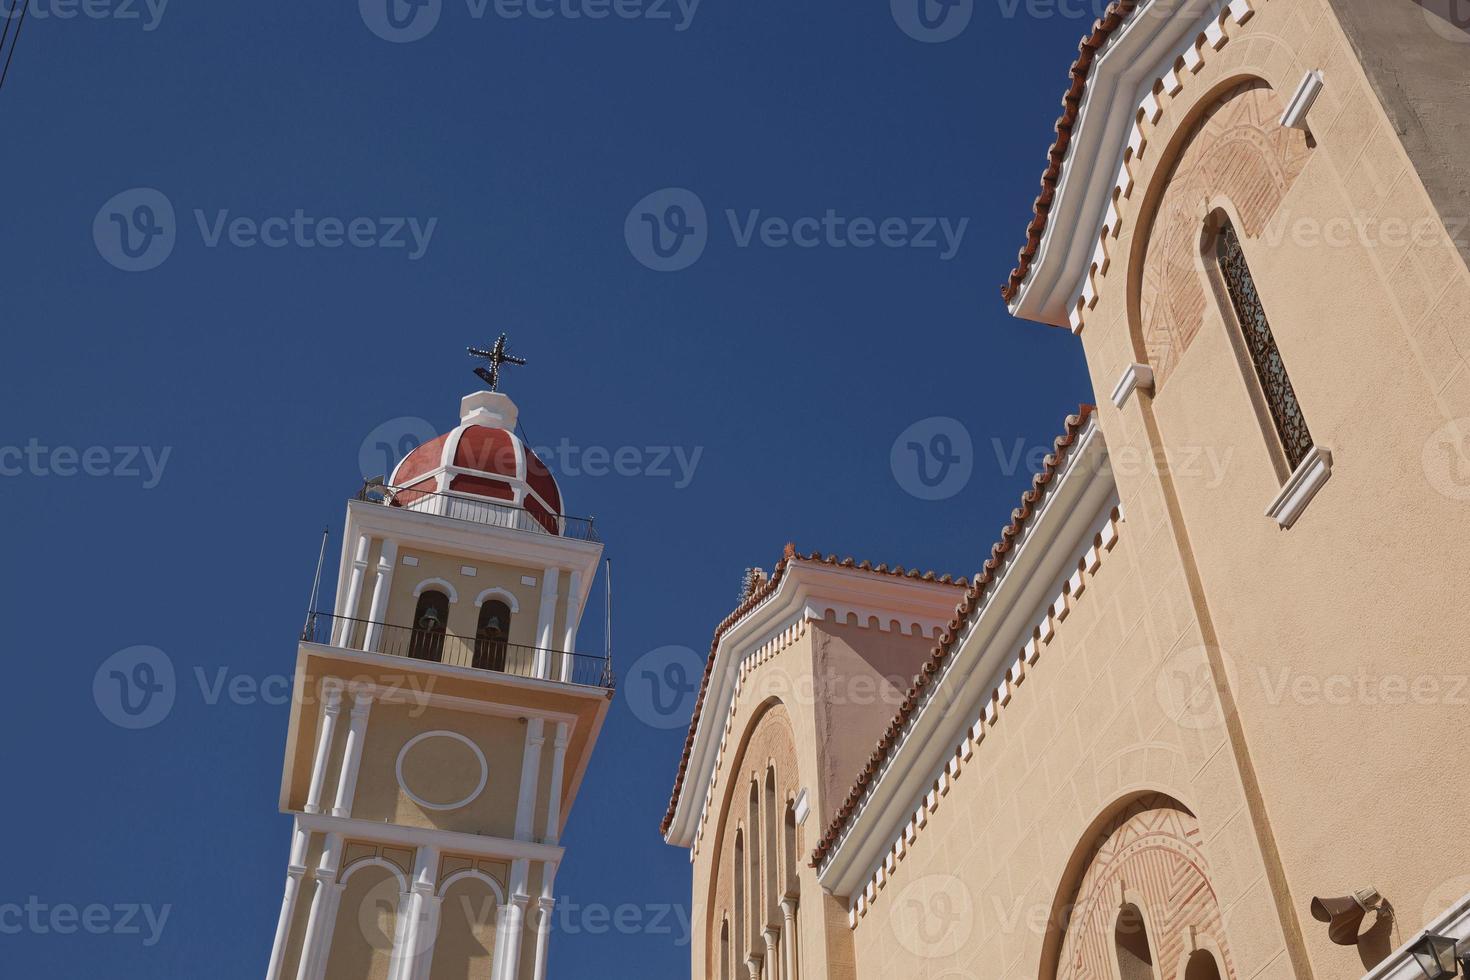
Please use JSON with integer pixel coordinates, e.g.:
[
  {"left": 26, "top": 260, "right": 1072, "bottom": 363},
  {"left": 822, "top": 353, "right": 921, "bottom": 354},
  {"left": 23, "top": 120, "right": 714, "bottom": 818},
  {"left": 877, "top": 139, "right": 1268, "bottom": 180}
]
[{"left": 467, "top": 333, "right": 527, "bottom": 392}]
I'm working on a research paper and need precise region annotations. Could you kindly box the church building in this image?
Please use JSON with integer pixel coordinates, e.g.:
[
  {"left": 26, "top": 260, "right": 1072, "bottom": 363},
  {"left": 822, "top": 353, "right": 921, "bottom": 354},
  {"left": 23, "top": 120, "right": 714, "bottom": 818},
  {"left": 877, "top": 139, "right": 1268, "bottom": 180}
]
[
  {"left": 264, "top": 348, "right": 615, "bottom": 980},
  {"left": 661, "top": 3, "right": 1470, "bottom": 980}
]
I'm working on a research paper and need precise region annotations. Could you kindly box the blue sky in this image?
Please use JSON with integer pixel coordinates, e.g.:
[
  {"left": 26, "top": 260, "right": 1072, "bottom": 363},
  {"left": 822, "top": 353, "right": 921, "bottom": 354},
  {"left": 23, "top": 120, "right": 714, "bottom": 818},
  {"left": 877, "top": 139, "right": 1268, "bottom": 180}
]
[{"left": 1, "top": 0, "right": 1103, "bottom": 974}]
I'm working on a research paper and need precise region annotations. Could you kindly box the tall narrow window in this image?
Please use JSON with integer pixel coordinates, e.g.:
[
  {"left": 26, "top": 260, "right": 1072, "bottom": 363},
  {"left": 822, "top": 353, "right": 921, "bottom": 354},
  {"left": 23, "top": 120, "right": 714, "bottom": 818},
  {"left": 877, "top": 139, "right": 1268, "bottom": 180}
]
[
  {"left": 473, "top": 600, "right": 511, "bottom": 672},
  {"left": 1216, "top": 220, "right": 1314, "bottom": 469},
  {"left": 748, "top": 783, "right": 762, "bottom": 956},
  {"left": 720, "top": 918, "right": 732, "bottom": 980},
  {"left": 734, "top": 831, "right": 747, "bottom": 980},
  {"left": 1115, "top": 903, "right": 1155, "bottom": 980},
  {"left": 409, "top": 591, "right": 449, "bottom": 662}
]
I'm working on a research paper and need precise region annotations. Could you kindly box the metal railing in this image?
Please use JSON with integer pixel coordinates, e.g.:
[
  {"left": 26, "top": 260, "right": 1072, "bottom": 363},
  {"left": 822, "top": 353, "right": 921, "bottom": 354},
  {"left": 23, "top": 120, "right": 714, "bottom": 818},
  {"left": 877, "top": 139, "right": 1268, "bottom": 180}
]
[
  {"left": 356, "top": 481, "right": 599, "bottom": 543},
  {"left": 301, "top": 611, "right": 614, "bottom": 690}
]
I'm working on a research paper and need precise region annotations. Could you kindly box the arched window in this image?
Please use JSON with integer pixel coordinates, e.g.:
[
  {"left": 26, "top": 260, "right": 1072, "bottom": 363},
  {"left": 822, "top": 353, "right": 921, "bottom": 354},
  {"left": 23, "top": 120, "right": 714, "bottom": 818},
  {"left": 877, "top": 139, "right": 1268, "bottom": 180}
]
[
  {"left": 1114, "top": 903, "right": 1155, "bottom": 980},
  {"left": 409, "top": 590, "right": 449, "bottom": 662},
  {"left": 1215, "top": 219, "right": 1315, "bottom": 470},
  {"left": 764, "top": 768, "right": 779, "bottom": 929},
  {"left": 473, "top": 600, "right": 512, "bottom": 672},
  {"left": 748, "top": 783, "right": 762, "bottom": 955},
  {"left": 733, "top": 830, "right": 747, "bottom": 980},
  {"left": 1185, "top": 949, "right": 1223, "bottom": 980},
  {"left": 720, "top": 917, "right": 732, "bottom": 980},
  {"left": 783, "top": 803, "right": 798, "bottom": 899}
]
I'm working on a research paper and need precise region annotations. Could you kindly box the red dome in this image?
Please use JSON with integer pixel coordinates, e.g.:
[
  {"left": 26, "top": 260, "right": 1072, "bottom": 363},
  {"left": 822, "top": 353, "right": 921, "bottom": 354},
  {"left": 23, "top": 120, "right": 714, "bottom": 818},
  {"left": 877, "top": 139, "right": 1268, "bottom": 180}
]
[{"left": 387, "top": 393, "right": 564, "bottom": 534}]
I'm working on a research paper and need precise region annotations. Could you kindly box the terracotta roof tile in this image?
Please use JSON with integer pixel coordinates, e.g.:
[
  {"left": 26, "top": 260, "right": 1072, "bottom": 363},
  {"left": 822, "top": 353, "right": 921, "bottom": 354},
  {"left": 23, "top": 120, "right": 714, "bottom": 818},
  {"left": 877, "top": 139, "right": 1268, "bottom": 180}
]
[
  {"left": 809, "top": 406, "right": 1095, "bottom": 869},
  {"left": 1001, "top": 1, "right": 1140, "bottom": 308},
  {"left": 659, "top": 549, "right": 968, "bottom": 838}
]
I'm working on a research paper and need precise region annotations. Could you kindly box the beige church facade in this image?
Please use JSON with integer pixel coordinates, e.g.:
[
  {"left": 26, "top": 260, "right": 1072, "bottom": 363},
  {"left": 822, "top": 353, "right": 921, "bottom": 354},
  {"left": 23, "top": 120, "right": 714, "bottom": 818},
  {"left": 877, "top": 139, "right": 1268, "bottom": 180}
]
[{"left": 661, "top": 3, "right": 1470, "bottom": 980}]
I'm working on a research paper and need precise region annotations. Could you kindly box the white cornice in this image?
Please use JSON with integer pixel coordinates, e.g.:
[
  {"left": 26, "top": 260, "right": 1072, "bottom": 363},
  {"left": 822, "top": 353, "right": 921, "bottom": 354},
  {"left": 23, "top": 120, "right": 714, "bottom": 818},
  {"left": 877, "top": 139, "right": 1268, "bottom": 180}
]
[
  {"left": 336, "top": 498, "right": 602, "bottom": 618},
  {"left": 817, "top": 419, "right": 1118, "bottom": 898},
  {"left": 1360, "top": 890, "right": 1470, "bottom": 980},
  {"left": 295, "top": 811, "right": 565, "bottom": 864},
  {"left": 663, "top": 562, "right": 966, "bottom": 848},
  {"left": 1008, "top": 0, "right": 1229, "bottom": 326}
]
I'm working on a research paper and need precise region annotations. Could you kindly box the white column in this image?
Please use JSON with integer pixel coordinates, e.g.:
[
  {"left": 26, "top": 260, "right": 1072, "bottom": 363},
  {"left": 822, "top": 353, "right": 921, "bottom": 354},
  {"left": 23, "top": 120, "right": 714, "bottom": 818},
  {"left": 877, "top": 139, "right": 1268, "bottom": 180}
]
[
  {"left": 515, "top": 719, "right": 546, "bottom": 842},
  {"left": 265, "top": 822, "right": 311, "bottom": 980},
  {"left": 331, "top": 691, "right": 374, "bottom": 818},
  {"left": 558, "top": 569, "right": 582, "bottom": 681},
  {"left": 494, "top": 860, "right": 531, "bottom": 980},
  {"left": 304, "top": 683, "right": 343, "bottom": 815},
  {"left": 334, "top": 534, "right": 371, "bottom": 646},
  {"left": 296, "top": 833, "right": 344, "bottom": 980},
  {"left": 385, "top": 887, "right": 415, "bottom": 980},
  {"left": 746, "top": 954, "right": 763, "bottom": 980},
  {"left": 533, "top": 568, "right": 560, "bottom": 678},
  {"left": 531, "top": 863, "right": 558, "bottom": 980},
  {"left": 363, "top": 540, "right": 399, "bottom": 652},
  {"left": 542, "top": 723, "right": 569, "bottom": 845},
  {"left": 779, "top": 898, "right": 798, "bottom": 980},
  {"left": 763, "top": 927, "right": 781, "bottom": 980},
  {"left": 394, "top": 845, "right": 440, "bottom": 980}
]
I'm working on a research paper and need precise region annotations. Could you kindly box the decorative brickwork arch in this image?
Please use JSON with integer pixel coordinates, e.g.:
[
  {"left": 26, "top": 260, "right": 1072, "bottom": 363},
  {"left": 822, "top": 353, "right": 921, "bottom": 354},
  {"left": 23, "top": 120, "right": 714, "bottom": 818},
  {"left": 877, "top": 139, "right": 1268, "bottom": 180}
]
[
  {"left": 1045, "top": 794, "right": 1235, "bottom": 980},
  {"left": 704, "top": 698, "right": 802, "bottom": 980},
  {"left": 1135, "top": 80, "right": 1309, "bottom": 389}
]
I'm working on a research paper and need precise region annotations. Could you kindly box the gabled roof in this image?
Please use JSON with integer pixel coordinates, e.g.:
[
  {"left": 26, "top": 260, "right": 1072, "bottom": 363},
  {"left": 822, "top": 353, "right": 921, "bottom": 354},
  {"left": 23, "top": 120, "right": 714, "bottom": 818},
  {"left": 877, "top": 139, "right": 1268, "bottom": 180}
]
[
  {"left": 1001, "top": 0, "right": 1140, "bottom": 310},
  {"left": 810, "top": 406, "right": 1095, "bottom": 869},
  {"left": 659, "top": 550, "right": 968, "bottom": 838}
]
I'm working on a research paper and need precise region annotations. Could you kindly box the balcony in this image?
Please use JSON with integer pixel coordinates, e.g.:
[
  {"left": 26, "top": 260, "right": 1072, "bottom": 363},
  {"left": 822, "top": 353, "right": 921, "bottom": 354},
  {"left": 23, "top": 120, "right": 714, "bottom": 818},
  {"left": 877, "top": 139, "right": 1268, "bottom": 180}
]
[
  {"left": 301, "top": 611, "right": 615, "bottom": 690},
  {"left": 356, "top": 481, "right": 599, "bottom": 543}
]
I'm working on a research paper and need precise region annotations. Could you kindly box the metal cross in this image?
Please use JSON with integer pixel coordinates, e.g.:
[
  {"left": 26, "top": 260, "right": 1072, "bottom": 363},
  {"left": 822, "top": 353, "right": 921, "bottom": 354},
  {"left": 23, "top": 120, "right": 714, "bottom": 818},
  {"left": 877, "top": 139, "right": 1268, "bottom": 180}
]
[{"left": 467, "top": 333, "right": 527, "bottom": 391}]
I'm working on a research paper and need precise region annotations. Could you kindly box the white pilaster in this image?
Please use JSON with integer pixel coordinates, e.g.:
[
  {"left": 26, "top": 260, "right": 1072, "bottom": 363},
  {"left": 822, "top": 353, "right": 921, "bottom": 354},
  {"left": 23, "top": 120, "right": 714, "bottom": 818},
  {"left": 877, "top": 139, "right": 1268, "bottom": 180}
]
[
  {"left": 304, "top": 683, "right": 343, "bottom": 815},
  {"left": 334, "top": 534, "right": 372, "bottom": 646},
  {"left": 395, "top": 845, "right": 440, "bottom": 980},
  {"left": 363, "top": 539, "right": 399, "bottom": 652},
  {"left": 515, "top": 719, "right": 546, "bottom": 842},
  {"left": 265, "top": 821, "right": 311, "bottom": 980},
  {"left": 531, "top": 886, "right": 556, "bottom": 980},
  {"left": 331, "top": 691, "right": 374, "bottom": 818},
  {"left": 494, "top": 859, "right": 531, "bottom": 980},
  {"left": 533, "top": 568, "right": 560, "bottom": 678},
  {"left": 763, "top": 927, "right": 781, "bottom": 980},
  {"left": 780, "top": 898, "right": 798, "bottom": 980},
  {"left": 543, "top": 723, "right": 570, "bottom": 845},
  {"left": 558, "top": 569, "right": 582, "bottom": 681},
  {"left": 296, "top": 833, "right": 344, "bottom": 980}
]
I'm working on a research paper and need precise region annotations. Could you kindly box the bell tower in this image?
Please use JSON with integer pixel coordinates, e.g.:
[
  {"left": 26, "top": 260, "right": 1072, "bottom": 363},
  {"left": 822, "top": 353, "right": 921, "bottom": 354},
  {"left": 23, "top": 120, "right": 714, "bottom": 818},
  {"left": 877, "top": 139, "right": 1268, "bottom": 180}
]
[{"left": 265, "top": 357, "right": 613, "bottom": 980}]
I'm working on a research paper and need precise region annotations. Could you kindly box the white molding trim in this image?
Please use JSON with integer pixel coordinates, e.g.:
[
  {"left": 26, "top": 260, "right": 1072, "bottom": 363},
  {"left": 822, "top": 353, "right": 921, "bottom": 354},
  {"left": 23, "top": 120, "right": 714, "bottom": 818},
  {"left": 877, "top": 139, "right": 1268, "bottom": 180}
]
[
  {"left": 664, "top": 559, "right": 969, "bottom": 847},
  {"left": 1008, "top": 0, "right": 1232, "bottom": 325},
  {"left": 1361, "top": 889, "right": 1470, "bottom": 980},
  {"left": 437, "top": 868, "right": 507, "bottom": 904},
  {"left": 1265, "top": 445, "right": 1332, "bottom": 528},
  {"left": 474, "top": 587, "right": 520, "bottom": 612},
  {"left": 817, "top": 418, "right": 1118, "bottom": 898},
  {"left": 297, "top": 812, "right": 565, "bottom": 864},
  {"left": 1280, "top": 69, "right": 1325, "bottom": 130},
  {"left": 792, "top": 789, "right": 810, "bottom": 826},
  {"left": 339, "top": 855, "right": 410, "bottom": 891},
  {"left": 1110, "top": 363, "right": 1156, "bottom": 408},
  {"left": 395, "top": 730, "right": 490, "bottom": 812},
  {"left": 412, "top": 577, "right": 459, "bottom": 603}
]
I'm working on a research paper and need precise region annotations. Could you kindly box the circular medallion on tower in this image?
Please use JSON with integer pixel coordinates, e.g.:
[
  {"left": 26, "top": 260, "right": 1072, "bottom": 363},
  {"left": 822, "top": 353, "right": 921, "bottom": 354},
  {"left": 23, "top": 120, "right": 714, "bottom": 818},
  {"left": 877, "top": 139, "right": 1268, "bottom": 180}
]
[{"left": 395, "top": 730, "right": 489, "bottom": 811}]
